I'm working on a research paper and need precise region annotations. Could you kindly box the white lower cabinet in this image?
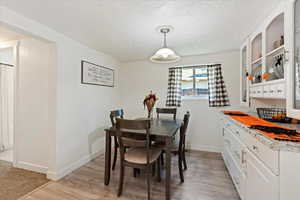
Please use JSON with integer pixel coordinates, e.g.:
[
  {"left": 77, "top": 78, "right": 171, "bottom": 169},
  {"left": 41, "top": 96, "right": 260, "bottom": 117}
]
[
  {"left": 221, "top": 116, "right": 279, "bottom": 200},
  {"left": 245, "top": 149, "right": 279, "bottom": 200}
]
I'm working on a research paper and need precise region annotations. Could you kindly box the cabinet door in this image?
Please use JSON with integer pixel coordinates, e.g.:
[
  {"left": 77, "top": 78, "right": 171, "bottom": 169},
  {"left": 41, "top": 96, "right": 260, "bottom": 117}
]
[
  {"left": 245, "top": 150, "right": 279, "bottom": 200},
  {"left": 286, "top": 0, "right": 300, "bottom": 119},
  {"left": 240, "top": 39, "right": 250, "bottom": 107}
]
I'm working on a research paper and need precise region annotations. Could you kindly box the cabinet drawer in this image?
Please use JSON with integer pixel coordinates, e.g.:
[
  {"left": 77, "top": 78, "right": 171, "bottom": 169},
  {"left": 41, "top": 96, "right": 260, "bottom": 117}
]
[
  {"left": 268, "top": 84, "right": 277, "bottom": 97},
  {"left": 255, "top": 86, "right": 263, "bottom": 97},
  {"left": 262, "top": 85, "right": 270, "bottom": 98},
  {"left": 223, "top": 126, "right": 246, "bottom": 169},
  {"left": 275, "top": 83, "right": 285, "bottom": 98},
  {"left": 244, "top": 133, "right": 279, "bottom": 175},
  {"left": 223, "top": 147, "right": 246, "bottom": 199},
  {"left": 223, "top": 119, "right": 245, "bottom": 141}
]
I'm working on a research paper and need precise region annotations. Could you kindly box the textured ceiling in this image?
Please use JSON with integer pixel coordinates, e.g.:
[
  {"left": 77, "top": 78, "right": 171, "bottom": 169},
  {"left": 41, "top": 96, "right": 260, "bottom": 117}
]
[{"left": 1, "top": 0, "right": 282, "bottom": 62}]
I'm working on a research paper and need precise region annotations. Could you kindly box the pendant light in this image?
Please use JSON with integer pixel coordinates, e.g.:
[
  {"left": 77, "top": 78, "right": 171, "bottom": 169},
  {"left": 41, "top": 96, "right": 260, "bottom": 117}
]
[{"left": 150, "top": 26, "right": 180, "bottom": 63}]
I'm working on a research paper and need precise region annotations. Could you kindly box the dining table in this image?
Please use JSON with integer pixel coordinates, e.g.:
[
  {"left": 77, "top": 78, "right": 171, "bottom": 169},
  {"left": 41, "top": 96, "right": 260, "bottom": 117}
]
[{"left": 104, "top": 118, "right": 182, "bottom": 200}]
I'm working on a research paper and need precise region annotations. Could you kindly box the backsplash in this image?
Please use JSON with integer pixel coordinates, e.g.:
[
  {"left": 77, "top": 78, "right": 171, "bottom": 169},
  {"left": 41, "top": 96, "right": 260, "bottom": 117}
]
[{"left": 250, "top": 98, "right": 286, "bottom": 111}]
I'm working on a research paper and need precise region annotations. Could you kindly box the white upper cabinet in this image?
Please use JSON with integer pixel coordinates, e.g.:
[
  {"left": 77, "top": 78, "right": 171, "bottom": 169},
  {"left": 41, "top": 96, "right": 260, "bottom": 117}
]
[
  {"left": 265, "top": 13, "right": 285, "bottom": 82},
  {"left": 286, "top": 0, "right": 300, "bottom": 119},
  {"left": 240, "top": 39, "right": 250, "bottom": 107},
  {"left": 241, "top": 1, "right": 287, "bottom": 100}
]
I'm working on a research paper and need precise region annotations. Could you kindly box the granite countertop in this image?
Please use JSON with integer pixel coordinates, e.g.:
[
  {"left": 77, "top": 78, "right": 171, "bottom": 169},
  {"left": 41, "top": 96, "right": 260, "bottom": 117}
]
[{"left": 220, "top": 108, "right": 300, "bottom": 153}]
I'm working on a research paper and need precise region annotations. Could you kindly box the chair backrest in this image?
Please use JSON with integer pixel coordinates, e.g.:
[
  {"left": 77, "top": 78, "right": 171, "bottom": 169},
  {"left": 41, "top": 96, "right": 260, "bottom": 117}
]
[
  {"left": 179, "top": 111, "right": 190, "bottom": 151},
  {"left": 156, "top": 108, "right": 177, "bottom": 120},
  {"left": 116, "top": 118, "right": 151, "bottom": 164},
  {"left": 110, "top": 109, "right": 124, "bottom": 126}
]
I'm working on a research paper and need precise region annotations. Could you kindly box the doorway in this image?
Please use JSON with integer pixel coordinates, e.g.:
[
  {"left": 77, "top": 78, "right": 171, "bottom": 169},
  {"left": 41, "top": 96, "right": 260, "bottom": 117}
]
[{"left": 0, "top": 45, "right": 15, "bottom": 163}]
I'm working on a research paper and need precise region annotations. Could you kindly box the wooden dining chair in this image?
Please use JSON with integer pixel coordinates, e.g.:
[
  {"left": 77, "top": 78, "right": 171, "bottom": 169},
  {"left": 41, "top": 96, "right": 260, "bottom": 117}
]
[
  {"left": 154, "top": 111, "right": 190, "bottom": 183},
  {"left": 116, "top": 118, "right": 162, "bottom": 200},
  {"left": 177, "top": 111, "right": 190, "bottom": 182},
  {"left": 110, "top": 109, "right": 124, "bottom": 170},
  {"left": 156, "top": 108, "right": 177, "bottom": 120},
  {"left": 155, "top": 108, "right": 177, "bottom": 165}
]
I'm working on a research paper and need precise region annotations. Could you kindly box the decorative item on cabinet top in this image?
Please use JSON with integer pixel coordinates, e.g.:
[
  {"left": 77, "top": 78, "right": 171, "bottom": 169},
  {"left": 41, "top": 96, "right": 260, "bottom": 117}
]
[
  {"left": 256, "top": 108, "right": 298, "bottom": 123},
  {"left": 223, "top": 111, "right": 300, "bottom": 142}
]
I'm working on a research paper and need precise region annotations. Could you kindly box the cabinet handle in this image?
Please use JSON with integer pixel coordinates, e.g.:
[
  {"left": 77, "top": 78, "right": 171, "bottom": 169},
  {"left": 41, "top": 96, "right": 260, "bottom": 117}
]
[
  {"left": 252, "top": 145, "right": 259, "bottom": 152},
  {"left": 269, "top": 90, "right": 274, "bottom": 93},
  {"left": 241, "top": 150, "right": 246, "bottom": 164},
  {"left": 257, "top": 91, "right": 261, "bottom": 93},
  {"left": 263, "top": 91, "right": 268, "bottom": 93},
  {"left": 235, "top": 130, "right": 240, "bottom": 136},
  {"left": 277, "top": 89, "right": 282, "bottom": 93}
]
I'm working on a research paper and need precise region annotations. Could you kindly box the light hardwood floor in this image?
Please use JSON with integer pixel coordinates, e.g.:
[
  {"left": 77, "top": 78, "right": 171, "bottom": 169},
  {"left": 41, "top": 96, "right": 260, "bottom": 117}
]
[{"left": 21, "top": 151, "right": 240, "bottom": 200}]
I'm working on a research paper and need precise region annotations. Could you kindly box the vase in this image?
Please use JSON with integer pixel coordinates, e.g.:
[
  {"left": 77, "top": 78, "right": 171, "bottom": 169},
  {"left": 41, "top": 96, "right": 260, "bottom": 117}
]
[{"left": 147, "top": 109, "right": 153, "bottom": 119}]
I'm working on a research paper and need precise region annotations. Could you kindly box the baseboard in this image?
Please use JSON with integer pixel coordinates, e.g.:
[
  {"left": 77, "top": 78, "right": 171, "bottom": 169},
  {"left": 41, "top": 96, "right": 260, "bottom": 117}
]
[
  {"left": 189, "top": 144, "right": 221, "bottom": 153},
  {"left": 16, "top": 161, "right": 48, "bottom": 174},
  {"left": 47, "top": 137, "right": 105, "bottom": 181}
]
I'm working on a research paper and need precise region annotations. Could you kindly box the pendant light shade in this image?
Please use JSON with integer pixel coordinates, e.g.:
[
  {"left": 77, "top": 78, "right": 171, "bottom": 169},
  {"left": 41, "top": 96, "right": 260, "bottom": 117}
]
[{"left": 150, "top": 26, "right": 180, "bottom": 63}]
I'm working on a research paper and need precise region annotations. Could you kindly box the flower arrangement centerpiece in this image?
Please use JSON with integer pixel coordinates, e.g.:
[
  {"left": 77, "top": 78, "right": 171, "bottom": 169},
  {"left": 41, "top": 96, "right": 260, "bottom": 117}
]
[{"left": 143, "top": 91, "right": 158, "bottom": 118}]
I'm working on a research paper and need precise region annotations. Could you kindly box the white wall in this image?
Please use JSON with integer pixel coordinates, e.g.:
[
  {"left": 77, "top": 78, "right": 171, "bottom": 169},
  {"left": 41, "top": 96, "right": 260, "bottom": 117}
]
[
  {"left": 119, "top": 51, "right": 240, "bottom": 152},
  {"left": 15, "top": 38, "right": 56, "bottom": 173},
  {"left": 55, "top": 39, "right": 120, "bottom": 179},
  {"left": 0, "top": 6, "right": 121, "bottom": 180}
]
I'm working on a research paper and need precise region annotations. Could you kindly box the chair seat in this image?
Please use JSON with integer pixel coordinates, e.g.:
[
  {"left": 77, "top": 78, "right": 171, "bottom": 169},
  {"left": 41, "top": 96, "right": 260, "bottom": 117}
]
[{"left": 125, "top": 147, "right": 162, "bottom": 165}]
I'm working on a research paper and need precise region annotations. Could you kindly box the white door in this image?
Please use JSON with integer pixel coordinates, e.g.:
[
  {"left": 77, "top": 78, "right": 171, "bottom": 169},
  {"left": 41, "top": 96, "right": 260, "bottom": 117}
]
[
  {"left": 286, "top": 0, "right": 300, "bottom": 119},
  {"left": 0, "top": 65, "right": 14, "bottom": 151},
  {"left": 245, "top": 149, "right": 279, "bottom": 200}
]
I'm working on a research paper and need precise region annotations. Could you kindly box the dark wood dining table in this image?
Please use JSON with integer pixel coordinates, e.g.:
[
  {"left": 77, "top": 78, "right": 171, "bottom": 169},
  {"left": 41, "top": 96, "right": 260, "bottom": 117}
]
[{"left": 104, "top": 118, "right": 182, "bottom": 200}]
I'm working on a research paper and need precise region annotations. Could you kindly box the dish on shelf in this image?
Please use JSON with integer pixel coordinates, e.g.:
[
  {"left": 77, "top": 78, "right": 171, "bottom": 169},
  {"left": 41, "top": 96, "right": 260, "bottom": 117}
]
[
  {"left": 252, "top": 64, "right": 262, "bottom": 83},
  {"left": 273, "top": 54, "right": 284, "bottom": 79}
]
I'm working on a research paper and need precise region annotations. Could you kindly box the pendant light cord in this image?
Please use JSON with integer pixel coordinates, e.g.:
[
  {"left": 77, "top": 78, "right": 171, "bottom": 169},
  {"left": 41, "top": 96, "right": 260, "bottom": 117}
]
[{"left": 163, "top": 32, "right": 167, "bottom": 48}]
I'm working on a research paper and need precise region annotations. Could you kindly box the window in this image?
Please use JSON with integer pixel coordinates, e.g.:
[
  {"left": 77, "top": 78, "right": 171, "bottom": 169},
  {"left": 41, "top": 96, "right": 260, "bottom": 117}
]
[{"left": 181, "top": 66, "right": 208, "bottom": 98}]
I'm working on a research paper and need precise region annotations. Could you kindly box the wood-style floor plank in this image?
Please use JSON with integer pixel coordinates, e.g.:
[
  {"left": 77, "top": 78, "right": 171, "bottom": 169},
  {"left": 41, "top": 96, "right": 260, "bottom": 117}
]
[{"left": 21, "top": 151, "right": 240, "bottom": 200}]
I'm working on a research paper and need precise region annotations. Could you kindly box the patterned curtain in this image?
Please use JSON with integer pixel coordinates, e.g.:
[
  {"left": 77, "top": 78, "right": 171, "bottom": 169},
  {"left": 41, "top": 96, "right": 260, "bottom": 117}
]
[
  {"left": 207, "top": 64, "right": 230, "bottom": 107},
  {"left": 166, "top": 67, "right": 182, "bottom": 107}
]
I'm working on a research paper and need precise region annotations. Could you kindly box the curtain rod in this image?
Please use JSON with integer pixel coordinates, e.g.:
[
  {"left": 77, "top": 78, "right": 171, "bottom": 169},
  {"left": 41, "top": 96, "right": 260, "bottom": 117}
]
[
  {"left": 0, "top": 62, "right": 14, "bottom": 67},
  {"left": 170, "top": 63, "right": 221, "bottom": 69}
]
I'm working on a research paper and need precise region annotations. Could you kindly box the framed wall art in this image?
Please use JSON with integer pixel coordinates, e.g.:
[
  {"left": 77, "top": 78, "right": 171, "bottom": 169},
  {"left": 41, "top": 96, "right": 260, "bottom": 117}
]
[{"left": 81, "top": 60, "right": 114, "bottom": 87}]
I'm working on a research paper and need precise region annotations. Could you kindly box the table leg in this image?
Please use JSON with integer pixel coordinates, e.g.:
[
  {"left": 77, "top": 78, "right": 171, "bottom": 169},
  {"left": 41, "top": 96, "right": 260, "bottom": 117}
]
[
  {"left": 104, "top": 131, "right": 111, "bottom": 185},
  {"left": 165, "top": 137, "right": 172, "bottom": 200}
]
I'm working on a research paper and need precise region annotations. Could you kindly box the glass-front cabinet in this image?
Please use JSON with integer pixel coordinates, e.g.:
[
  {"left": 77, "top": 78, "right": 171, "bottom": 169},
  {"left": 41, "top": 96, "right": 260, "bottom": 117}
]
[
  {"left": 246, "top": 2, "right": 286, "bottom": 100},
  {"left": 250, "top": 33, "right": 263, "bottom": 85},
  {"left": 287, "top": 0, "right": 300, "bottom": 119},
  {"left": 240, "top": 39, "right": 250, "bottom": 106},
  {"left": 265, "top": 13, "right": 285, "bottom": 82}
]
